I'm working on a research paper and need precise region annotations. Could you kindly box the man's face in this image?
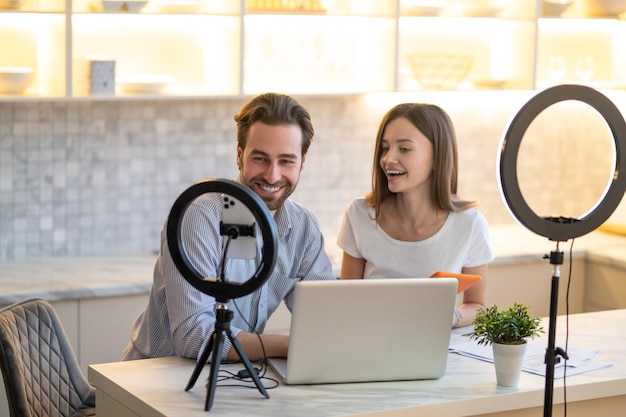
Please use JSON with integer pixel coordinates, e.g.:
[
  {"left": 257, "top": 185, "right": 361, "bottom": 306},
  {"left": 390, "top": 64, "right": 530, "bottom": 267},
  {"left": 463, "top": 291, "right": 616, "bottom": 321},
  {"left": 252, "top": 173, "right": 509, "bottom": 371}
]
[{"left": 237, "top": 122, "right": 306, "bottom": 211}]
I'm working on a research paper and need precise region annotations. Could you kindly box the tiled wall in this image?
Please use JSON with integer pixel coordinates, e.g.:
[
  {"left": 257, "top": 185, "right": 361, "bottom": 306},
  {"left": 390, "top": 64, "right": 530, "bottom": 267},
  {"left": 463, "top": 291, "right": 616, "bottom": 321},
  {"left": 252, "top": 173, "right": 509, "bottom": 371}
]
[{"left": 0, "top": 90, "right": 622, "bottom": 261}]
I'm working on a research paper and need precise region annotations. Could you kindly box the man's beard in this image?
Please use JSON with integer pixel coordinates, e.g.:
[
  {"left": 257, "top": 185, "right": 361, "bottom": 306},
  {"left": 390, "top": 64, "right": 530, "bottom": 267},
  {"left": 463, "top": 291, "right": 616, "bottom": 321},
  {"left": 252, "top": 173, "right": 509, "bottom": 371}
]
[{"left": 240, "top": 173, "right": 297, "bottom": 211}]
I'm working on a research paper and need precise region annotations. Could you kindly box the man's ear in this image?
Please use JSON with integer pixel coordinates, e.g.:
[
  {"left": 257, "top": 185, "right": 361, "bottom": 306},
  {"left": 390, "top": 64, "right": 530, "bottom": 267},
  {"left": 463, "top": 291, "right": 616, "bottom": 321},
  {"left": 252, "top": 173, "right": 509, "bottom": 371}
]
[
  {"left": 236, "top": 147, "right": 243, "bottom": 170},
  {"left": 300, "top": 154, "right": 307, "bottom": 171}
]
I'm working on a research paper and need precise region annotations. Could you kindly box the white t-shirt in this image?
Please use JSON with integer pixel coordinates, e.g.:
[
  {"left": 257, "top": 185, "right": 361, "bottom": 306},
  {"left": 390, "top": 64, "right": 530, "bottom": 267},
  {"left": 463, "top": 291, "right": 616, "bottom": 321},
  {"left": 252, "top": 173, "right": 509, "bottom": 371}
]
[{"left": 337, "top": 198, "right": 495, "bottom": 279}]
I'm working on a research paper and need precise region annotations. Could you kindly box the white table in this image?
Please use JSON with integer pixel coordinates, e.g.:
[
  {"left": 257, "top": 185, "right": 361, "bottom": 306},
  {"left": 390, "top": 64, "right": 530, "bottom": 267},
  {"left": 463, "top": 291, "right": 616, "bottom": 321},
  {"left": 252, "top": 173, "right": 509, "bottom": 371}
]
[{"left": 89, "top": 309, "right": 626, "bottom": 417}]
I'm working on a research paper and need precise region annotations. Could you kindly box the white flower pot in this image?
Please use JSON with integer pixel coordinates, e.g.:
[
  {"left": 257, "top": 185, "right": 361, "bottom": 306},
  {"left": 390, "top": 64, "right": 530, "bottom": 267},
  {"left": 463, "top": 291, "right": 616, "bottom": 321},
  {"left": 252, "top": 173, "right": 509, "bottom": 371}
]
[{"left": 492, "top": 342, "right": 527, "bottom": 387}]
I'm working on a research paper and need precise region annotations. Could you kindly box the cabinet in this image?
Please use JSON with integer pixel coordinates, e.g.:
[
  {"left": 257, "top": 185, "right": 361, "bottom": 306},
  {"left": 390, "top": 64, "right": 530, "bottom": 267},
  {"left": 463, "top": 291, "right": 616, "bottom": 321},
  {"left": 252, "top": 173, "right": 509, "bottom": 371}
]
[
  {"left": 78, "top": 294, "right": 149, "bottom": 371},
  {"left": 0, "top": 294, "right": 148, "bottom": 373},
  {"left": 487, "top": 258, "right": 587, "bottom": 317},
  {"left": 3, "top": 0, "right": 626, "bottom": 99},
  {"left": 585, "top": 258, "right": 626, "bottom": 311}
]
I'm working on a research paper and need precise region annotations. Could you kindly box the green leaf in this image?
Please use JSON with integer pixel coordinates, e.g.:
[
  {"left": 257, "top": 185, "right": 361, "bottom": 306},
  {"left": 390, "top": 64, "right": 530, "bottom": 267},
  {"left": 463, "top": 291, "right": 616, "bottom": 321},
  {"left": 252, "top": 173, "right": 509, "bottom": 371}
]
[{"left": 464, "top": 303, "right": 545, "bottom": 346}]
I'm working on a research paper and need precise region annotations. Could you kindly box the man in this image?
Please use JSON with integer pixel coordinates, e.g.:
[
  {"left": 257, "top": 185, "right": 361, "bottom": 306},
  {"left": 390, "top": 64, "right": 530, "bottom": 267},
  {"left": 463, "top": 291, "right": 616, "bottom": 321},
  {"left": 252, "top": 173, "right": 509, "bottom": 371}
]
[{"left": 122, "top": 93, "right": 335, "bottom": 362}]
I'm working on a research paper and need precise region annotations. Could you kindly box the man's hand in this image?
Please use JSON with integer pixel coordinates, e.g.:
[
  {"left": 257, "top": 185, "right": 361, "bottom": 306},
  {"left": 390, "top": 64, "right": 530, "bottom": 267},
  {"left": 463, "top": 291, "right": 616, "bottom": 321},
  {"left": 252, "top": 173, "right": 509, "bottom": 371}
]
[{"left": 226, "top": 332, "right": 289, "bottom": 361}]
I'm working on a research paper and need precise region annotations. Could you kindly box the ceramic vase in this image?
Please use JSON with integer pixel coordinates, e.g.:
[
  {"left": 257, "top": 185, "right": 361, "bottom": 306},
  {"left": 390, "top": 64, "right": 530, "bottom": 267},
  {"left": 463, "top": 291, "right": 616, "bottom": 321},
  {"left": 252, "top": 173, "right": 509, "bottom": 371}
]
[{"left": 492, "top": 342, "right": 527, "bottom": 387}]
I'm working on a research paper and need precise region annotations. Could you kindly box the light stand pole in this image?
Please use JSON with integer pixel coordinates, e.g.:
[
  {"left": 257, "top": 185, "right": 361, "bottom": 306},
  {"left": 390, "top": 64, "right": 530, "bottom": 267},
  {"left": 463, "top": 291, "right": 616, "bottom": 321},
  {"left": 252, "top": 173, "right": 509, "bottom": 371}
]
[{"left": 542, "top": 245, "right": 568, "bottom": 417}]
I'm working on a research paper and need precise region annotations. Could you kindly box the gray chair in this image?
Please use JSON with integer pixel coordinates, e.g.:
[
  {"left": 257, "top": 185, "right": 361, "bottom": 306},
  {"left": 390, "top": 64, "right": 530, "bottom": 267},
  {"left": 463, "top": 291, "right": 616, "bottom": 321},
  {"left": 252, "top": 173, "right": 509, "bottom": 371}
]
[{"left": 0, "top": 298, "right": 96, "bottom": 417}]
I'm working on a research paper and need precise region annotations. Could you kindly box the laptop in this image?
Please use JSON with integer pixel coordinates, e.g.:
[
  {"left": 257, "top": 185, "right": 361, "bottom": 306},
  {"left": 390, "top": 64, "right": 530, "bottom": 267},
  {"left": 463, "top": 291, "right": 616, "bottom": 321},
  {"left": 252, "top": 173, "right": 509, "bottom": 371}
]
[{"left": 267, "top": 277, "right": 458, "bottom": 385}]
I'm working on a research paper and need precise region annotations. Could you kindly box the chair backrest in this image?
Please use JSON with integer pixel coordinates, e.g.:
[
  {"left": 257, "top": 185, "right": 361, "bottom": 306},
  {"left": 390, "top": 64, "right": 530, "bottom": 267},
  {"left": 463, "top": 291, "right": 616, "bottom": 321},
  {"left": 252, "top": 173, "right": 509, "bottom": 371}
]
[{"left": 0, "top": 298, "right": 96, "bottom": 417}]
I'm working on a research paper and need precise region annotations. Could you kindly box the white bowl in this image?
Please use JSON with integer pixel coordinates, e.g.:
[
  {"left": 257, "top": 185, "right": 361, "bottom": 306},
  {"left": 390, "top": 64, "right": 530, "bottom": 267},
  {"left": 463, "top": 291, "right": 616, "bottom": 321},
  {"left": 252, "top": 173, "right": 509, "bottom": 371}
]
[
  {"left": 156, "top": 0, "right": 205, "bottom": 13},
  {"left": 0, "top": 67, "right": 35, "bottom": 94},
  {"left": 0, "top": 0, "right": 25, "bottom": 10},
  {"left": 117, "top": 74, "right": 175, "bottom": 94},
  {"left": 401, "top": 1, "right": 446, "bottom": 16},
  {"left": 407, "top": 53, "right": 473, "bottom": 89},
  {"left": 93, "top": 0, "right": 125, "bottom": 11},
  {"left": 541, "top": 0, "right": 573, "bottom": 17},
  {"left": 466, "top": 6, "right": 502, "bottom": 17},
  {"left": 470, "top": 77, "right": 508, "bottom": 88},
  {"left": 125, "top": 0, "right": 148, "bottom": 11},
  {"left": 580, "top": 0, "right": 626, "bottom": 16},
  {"left": 402, "top": 5, "right": 444, "bottom": 16}
]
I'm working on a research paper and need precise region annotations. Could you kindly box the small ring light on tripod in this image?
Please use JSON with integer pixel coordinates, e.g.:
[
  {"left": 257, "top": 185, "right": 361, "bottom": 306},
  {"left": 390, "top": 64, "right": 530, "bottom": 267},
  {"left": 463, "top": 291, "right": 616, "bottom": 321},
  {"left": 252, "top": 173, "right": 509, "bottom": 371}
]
[
  {"left": 498, "top": 84, "right": 626, "bottom": 417},
  {"left": 166, "top": 178, "right": 278, "bottom": 301},
  {"left": 498, "top": 84, "right": 626, "bottom": 242},
  {"left": 166, "top": 178, "right": 278, "bottom": 411}
]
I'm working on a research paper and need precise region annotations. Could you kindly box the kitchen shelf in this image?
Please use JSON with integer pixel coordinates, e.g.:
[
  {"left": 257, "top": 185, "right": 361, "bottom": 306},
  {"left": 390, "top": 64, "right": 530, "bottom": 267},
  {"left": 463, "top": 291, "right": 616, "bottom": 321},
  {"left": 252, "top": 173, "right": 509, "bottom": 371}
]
[
  {"left": 3, "top": 0, "right": 626, "bottom": 100},
  {"left": 72, "top": 13, "right": 241, "bottom": 97},
  {"left": 398, "top": 16, "right": 536, "bottom": 91},
  {"left": 243, "top": 14, "right": 394, "bottom": 95},
  {"left": 536, "top": 17, "right": 624, "bottom": 89}
]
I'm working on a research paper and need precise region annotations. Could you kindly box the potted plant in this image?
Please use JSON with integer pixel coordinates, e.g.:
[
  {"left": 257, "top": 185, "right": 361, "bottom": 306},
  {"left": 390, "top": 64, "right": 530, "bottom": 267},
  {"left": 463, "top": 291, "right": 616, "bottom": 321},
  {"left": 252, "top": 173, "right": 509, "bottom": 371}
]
[{"left": 465, "top": 303, "right": 544, "bottom": 387}]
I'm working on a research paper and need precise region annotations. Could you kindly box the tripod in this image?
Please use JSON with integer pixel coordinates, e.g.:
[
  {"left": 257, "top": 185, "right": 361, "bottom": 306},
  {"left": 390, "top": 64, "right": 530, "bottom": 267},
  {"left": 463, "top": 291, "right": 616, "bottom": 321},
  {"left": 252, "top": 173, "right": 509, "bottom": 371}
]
[{"left": 185, "top": 302, "right": 269, "bottom": 411}]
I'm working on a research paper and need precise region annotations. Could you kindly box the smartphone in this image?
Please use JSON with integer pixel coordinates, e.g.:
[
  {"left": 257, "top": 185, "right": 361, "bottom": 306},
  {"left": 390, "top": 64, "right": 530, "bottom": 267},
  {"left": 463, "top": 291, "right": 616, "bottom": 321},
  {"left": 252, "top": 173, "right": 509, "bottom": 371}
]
[{"left": 221, "top": 194, "right": 256, "bottom": 259}]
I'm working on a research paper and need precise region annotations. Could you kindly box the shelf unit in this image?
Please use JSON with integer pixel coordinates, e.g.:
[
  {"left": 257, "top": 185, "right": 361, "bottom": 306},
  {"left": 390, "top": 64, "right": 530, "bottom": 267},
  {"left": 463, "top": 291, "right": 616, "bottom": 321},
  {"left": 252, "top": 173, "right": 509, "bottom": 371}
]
[{"left": 2, "top": 0, "right": 626, "bottom": 99}]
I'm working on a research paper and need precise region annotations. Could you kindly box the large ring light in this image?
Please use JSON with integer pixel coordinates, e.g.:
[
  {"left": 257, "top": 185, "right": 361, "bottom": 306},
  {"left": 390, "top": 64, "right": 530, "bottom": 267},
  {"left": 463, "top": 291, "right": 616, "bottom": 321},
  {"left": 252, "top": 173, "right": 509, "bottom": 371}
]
[
  {"left": 498, "top": 84, "right": 626, "bottom": 242},
  {"left": 166, "top": 178, "right": 278, "bottom": 301}
]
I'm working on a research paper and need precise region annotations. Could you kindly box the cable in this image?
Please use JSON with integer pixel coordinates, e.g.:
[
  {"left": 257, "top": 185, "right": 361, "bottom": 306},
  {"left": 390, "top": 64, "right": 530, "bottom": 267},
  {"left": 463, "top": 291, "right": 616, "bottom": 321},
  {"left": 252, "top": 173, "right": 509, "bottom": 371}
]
[
  {"left": 232, "top": 297, "right": 271, "bottom": 377},
  {"left": 203, "top": 273, "right": 277, "bottom": 392},
  {"left": 220, "top": 239, "right": 273, "bottom": 386},
  {"left": 220, "top": 234, "right": 265, "bottom": 284},
  {"left": 216, "top": 367, "right": 280, "bottom": 390},
  {"left": 561, "top": 238, "right": 575, "bottom": 417},
  {"left": 219, "top": 235, "right": 232, "bottom": 282}
]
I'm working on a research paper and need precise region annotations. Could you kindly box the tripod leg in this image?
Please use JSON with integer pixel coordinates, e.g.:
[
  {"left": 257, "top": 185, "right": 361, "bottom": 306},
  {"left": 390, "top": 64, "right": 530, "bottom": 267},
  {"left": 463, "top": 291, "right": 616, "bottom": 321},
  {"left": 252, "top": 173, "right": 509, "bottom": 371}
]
[
  {"left": 228, "top": 334, "right": 269, "bottom": 399},
  {"left": 185, "top": 332, "right": 215, "bottom": 391},
  {"left": 205, "top": 331, "right": 225, "bottom": 411}
]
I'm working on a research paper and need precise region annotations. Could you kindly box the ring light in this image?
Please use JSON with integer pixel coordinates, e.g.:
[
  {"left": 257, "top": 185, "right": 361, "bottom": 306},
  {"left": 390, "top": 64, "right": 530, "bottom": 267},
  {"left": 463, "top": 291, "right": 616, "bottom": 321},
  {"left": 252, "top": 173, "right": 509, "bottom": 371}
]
[
  {"left": 166, "top": 178, "right": 278, "bottom": 301},
  {"left": 166, "top": 178, "right": 278, "bottom": 409},
  {"left": 498, "top": 84, "right": 626, "bottom": 242},
  {"left": 498, "top": 84, "right": 626, "bottom": 417}
]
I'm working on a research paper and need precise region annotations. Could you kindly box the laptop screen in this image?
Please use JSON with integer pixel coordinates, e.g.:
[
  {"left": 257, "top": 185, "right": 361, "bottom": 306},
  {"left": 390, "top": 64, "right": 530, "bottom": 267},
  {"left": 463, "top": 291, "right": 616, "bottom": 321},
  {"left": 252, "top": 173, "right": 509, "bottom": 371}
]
[{"left": 268, "top": 277, "right": 458, "bottom": 385}]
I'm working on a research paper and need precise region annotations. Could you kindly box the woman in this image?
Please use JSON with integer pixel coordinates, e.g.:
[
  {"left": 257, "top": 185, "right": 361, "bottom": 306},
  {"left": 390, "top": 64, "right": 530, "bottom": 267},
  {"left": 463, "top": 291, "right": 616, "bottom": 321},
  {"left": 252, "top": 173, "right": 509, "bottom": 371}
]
[{"left": 337, "top": 103, "right": 494, "bottom": 328}]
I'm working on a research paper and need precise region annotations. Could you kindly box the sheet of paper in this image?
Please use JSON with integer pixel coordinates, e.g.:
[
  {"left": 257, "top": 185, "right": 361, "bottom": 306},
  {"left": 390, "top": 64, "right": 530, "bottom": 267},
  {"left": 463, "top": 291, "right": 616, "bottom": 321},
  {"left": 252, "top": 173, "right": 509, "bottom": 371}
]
[{"left": 449, "top": 340, "right": 613, "bottom": 378}]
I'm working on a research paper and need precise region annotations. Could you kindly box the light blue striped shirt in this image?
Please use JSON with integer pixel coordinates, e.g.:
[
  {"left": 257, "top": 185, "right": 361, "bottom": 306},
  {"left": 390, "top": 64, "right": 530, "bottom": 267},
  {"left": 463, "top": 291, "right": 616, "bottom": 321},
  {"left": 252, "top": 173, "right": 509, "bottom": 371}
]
[{"left": 122, "top": 193, "right": 336, "bottom": 361}]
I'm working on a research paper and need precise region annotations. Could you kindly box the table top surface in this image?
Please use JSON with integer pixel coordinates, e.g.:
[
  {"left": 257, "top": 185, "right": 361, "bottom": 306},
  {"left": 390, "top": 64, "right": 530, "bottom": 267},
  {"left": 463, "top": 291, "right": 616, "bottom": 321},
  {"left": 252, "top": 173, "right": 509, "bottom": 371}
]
[{"left": 89, "top": 309, "right": 626, "bottom": 417}]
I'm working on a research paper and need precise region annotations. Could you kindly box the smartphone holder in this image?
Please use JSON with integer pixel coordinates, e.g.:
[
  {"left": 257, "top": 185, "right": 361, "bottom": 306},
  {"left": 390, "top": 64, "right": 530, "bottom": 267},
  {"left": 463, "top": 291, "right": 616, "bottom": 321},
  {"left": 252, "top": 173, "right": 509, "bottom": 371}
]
[
  {"left": 166, "top": 178, "right": 278, "bottom": 411},
  {"left": 498, "top": 84, "right": 626, "bottom": 417}
]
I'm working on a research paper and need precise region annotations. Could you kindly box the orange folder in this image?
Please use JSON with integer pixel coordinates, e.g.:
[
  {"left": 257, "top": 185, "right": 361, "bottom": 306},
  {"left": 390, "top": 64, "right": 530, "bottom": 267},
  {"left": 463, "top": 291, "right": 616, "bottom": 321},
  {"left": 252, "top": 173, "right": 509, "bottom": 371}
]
[{"left": 429, "top": 271, "right": 481, "bottom": 294}]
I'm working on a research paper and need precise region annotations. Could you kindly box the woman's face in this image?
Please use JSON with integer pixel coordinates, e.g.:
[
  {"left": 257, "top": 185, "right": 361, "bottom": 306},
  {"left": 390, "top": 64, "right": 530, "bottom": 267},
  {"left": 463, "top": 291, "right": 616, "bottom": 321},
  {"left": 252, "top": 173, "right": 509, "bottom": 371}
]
[{"left": 379, "top": 117, "right": 434, "bottom": 195}]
